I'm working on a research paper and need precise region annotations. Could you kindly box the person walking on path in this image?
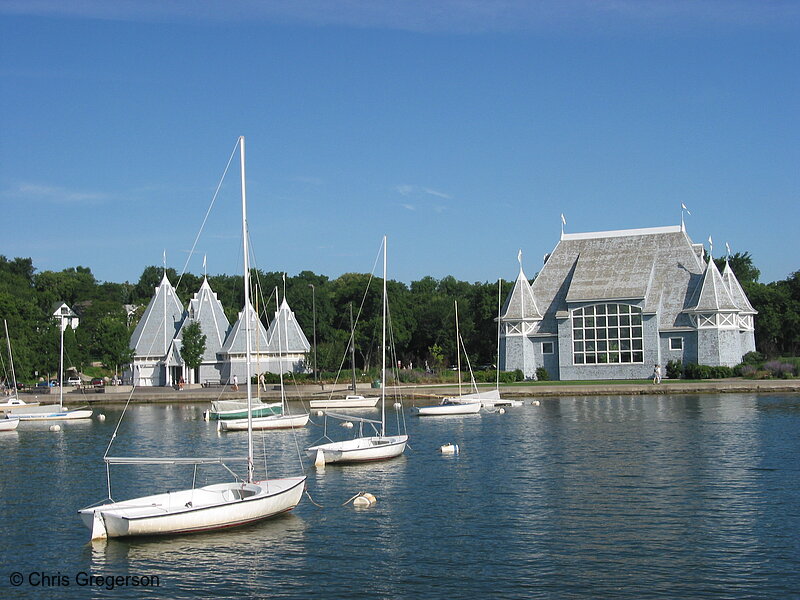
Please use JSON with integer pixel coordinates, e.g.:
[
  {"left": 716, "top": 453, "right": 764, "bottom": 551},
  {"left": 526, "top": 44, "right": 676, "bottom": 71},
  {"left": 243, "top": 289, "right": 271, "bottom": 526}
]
[
  {"left": 653, "top": 364, "right": 662, "bottom": 384},
  {"left": 232, "top": 374, "right": 239, "bottom": 391}
]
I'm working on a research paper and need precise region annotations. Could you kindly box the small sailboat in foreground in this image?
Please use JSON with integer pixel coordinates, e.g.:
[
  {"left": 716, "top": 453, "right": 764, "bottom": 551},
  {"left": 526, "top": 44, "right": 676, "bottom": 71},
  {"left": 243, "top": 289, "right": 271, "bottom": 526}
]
[
  {"left": 79, "top": 137, "right": 305, "bottom": 539},
  {"left": 305, "top": 236, "right": 408, "bottom": 464}
]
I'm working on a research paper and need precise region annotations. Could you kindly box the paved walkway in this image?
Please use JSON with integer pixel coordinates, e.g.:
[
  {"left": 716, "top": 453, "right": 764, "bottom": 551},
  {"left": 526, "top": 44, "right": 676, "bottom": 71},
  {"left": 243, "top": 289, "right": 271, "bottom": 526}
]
[{"left": 41, "top": 378, "right": 800, "bottom": 406}]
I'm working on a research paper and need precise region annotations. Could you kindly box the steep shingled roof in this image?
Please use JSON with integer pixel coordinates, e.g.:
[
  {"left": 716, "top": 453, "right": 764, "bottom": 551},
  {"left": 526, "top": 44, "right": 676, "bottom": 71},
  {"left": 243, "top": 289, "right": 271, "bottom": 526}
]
[
  {"left": 265, "top": 298, "right": 311, "bottom": 354},
  {"left": 722, "top": 261, "right": 757, "bottom": 314},
  {"left": 686, "top": 257, "right": 739, "bottom": 313},
  {"left": 499, "top": 266, "right": 542, "bottom": 321},
  {"left": 130, "top": 273, "right": 185, "bottom": 358},
  {"left": 528, "top": 226, "right": 706, "bottom": 332},
  {"left": 175, "top": 277, "right": 231, "bottom": 362},
  {"left": 219, "top": 304, "right": 270, "bottom": 356}
]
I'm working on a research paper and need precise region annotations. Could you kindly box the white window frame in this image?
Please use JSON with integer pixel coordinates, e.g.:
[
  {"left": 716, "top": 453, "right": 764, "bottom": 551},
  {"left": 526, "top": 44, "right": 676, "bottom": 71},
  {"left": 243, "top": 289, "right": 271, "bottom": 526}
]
[
  {"left": 571, "top": 303, "right": 644, "bottom": 365},
  {"left": 669, "top": 337, "right": 683, "bottom": 351},
  {"left": 542, "top": 341, "right": 554, "bottom": 355}
]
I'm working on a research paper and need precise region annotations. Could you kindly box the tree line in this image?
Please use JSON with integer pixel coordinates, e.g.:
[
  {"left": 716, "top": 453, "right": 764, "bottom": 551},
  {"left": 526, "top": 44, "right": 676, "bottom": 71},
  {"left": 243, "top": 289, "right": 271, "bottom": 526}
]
[{"left": 0, "top": 253, "right": 797, "bottom": 383}]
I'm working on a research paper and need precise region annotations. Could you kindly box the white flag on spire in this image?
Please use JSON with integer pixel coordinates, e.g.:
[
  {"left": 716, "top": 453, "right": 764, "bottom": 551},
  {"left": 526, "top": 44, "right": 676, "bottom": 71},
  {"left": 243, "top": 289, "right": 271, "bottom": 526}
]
[
  {"left": 202, "top": 254, "right": 207, "bottom": 271},
  {"left": 725, "top": 242, "right": 731, "bottom": 256},
  {"left": 561, "top": 213, "right": 566, "bottom": 225},
  {"left": 517, "top": 249, "right": 522, "bottom": 266},
  {"left": 681, "top": 203, "right": 691, "bottom": 215},
  {"left": 162, "top": 249, "right": 166, "bottom": 267}
]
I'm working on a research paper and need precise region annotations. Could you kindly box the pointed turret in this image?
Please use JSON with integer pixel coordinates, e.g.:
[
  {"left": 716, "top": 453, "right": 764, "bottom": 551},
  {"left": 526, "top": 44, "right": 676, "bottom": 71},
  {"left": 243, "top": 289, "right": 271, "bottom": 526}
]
[
  {"left": 130, "top": 273, "right": 185, "bottom": 358},
  {"left": 128, "top": 273, "right": 185, "bottom": 386},
  {"left": 266, "top": 298, "right": 311, "bottom": 354},
  {"left": 722, "top": 261, "right": 757, "bottom": 315},
  {"left": 687, "top": 257, "right": 738, "bottom": 314},
  {"left": 500, "top": 264, "right": 542, "bottom": 321}
]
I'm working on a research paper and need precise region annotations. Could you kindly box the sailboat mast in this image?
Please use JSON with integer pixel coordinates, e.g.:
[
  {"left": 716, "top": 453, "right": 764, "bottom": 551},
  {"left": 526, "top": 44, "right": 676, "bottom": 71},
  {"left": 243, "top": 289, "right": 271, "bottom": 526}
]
[
  {"left": 240, "top": 135, "right": 254, "bottom": 483},
  {"left": 455, "top": 300, "right": 462, "bottom": 398},
  {"left": 381, "top": 235, "right": 387, "bottom": 437},
  {"left": 496, "top": 278, "right": 501, "bottom": 391},
  {"left": 350, "top": 303, "right": 356, "bottom": 394},
  {"left": 59, "top": 316, "right": 65, "bottom": 407},
  {"left": 3, "top": 320, "right": 18, "bottom": 393}
]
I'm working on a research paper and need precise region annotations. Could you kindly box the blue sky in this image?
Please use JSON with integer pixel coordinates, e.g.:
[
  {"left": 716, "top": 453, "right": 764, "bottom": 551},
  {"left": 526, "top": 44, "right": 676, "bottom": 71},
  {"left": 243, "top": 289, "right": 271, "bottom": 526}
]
[{"left": 1, "top": 1, "right": 798, "bottom": 285}]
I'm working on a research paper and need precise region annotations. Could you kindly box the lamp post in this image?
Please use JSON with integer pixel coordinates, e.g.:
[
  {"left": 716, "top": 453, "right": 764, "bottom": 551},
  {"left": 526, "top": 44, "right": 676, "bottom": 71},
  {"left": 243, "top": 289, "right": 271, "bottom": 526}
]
[{"left": 308, "top": 284, "right": 317, "bottom": 383}]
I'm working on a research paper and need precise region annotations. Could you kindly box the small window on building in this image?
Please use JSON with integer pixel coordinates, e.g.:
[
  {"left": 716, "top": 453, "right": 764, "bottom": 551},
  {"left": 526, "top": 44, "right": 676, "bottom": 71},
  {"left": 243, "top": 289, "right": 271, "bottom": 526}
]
[
  {"left": 669, "top": 337, "right": 683, "bottom": 351},
  {"left": 542, "top": 342, "right": 554, "bottom": 354}
]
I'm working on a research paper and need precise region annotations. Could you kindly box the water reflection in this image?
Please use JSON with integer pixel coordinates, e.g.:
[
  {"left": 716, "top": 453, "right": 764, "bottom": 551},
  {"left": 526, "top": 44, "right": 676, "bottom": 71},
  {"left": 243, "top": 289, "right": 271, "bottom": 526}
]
[{"left": 2, "top": 395, "right": 799, "bottom": 599}]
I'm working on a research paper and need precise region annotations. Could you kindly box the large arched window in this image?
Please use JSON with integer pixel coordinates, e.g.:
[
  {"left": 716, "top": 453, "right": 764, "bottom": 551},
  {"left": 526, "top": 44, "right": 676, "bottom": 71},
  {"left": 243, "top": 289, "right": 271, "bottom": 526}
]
[{"left": 572, "top": 304, "right": 643, "bottom": 364}]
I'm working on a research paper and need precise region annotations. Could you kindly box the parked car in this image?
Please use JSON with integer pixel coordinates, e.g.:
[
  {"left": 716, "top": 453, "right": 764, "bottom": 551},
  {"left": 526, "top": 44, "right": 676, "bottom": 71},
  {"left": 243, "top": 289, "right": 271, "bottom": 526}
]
[
  {"left": 67, "top": 377, "right": 81, "bottom": 386},
  {"left": 36, "top": 381, "right": 55, "bottom": 388},
  {"left": 91, "top": 377, "right": 105, "bottom": 387}
]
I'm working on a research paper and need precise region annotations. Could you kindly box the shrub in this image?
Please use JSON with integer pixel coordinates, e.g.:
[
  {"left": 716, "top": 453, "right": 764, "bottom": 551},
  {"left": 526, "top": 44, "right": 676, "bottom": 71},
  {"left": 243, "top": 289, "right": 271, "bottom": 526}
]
[
  {"left": 741, "top": 351, "right": 764, "bottom": 365},
  {"left": 535, "top": 367, "right": 549, "bottom": 381},
  {"left": 666, "top": 360, "right": 682, "bottom": 379},
  {"left": 682, "top": 363, "right": 734, "bottom": 380}
]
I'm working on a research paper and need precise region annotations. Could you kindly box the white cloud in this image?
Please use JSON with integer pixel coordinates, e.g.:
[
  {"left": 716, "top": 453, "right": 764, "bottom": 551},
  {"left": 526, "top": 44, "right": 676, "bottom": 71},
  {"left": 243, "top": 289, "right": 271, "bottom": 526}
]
[
  {"left": 3, "top": 0, "right": 796, "bottom": 32},
  {"left": 4, "top": 182, "right": 108, "bottom": 204}
]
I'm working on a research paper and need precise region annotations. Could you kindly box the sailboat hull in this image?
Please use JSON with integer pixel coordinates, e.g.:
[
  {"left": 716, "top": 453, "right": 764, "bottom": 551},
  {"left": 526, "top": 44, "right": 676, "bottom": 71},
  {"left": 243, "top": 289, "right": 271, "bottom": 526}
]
[
  {"left": 414, "top": 402, "right": 482, "bottom": 416},
  {"left": 309, "top": 395, "right": 379, "bottom": 409},
  {"left": 0, "top": 418, "right": 20, "bottom": 431},
  {"left": 219, "top": 413, "right": 309, "bottom": 431},
  {"left": 209, "top": 400, "right": 282, "bottom": 420},
  {"left": 79, "top": 476, "right": 306, "bottom": 539},
  {"left": 306, "top": 435, "right": 408, "bottom": 464},
  {"left": 11, "top": 406, "right": 93, "bottom": 420}
]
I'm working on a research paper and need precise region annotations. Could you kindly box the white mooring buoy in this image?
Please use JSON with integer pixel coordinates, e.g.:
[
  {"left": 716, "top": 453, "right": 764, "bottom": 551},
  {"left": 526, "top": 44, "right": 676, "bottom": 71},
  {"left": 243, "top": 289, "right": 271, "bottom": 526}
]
[
  {"left": 497, "top": 408, "right": 506, "bottom": 414},
  {"left": 393, "top": 402, "right": 402, "bottom": 409},
  {"left": 49, "top": 424, "right": 61, "bottom": 432},
  {"left": 440, "top": 443, "right": 459, "bottom": 455},
  {"left": 341, "top": 421, "right": 354, "bottom": 429},
  {"left": 316, "top": 410, "right": 324, "bottom": 417},
  {"left": 97, "top": 414, "right": 106, "bottom": 422},
  {"left": 532, "top": 400, "right": 540, "bottom": 406},
  {"left": 353, "top": 492, "right": 377, "bottom": 507}
]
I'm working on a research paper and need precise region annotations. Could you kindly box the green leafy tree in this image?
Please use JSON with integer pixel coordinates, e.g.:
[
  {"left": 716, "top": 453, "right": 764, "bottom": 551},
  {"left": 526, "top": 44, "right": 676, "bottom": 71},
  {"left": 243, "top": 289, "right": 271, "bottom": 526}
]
[{"left": 180, "top": 321, "right": 207, "bottom": 372}]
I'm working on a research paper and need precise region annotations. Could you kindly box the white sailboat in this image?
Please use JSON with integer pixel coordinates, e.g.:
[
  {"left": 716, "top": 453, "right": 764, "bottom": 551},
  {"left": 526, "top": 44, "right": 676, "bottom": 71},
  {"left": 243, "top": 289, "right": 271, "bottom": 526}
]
[
  {"left": 79, "top": 136, "right": 306, "bottom": 539},
  {"left": 6, "top": 316, "right": 92, "bottom": 421},
  {"left": 1, "top": 320, "right": 28, "bottom": 427},
  {"left": 475, "top": 278, "right": 523, "bottom": 409},
  {"left": 415, "top": 301, "right": 483, "bottom": 416},
  {"left": 309, "top": 304, "right": 379, "bottom": 410},
  {"left": 219, "top": 289, "right": 309, "bottom": 431},
  {"left": 305, "top": 236, "right": 408, "bottom": 464}
]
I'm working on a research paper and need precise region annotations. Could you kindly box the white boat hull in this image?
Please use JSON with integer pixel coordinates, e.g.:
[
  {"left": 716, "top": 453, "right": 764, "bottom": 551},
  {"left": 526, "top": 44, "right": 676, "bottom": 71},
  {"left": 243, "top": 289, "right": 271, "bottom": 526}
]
[
  {"left": 79, "top": 476, "right": 306, "bottom": 539},
  {"left": 309, "top": 395, "right": 380, "bottom": 409},
  {"left": 306, "top": 435, "right": 407, "bottom": 464},
  {"left": 414, "top": 401, "right": 482, "bottom": 416},
  {"left": 219, "top": 413, "right": 309, "bottom": 431},
  {"left": 11, "top": 406, "right": 93, "bottom": 420},
  {"left": 0, "top": 417, "right": 19, "bottom": 431},
  {"left": 209, "top": 400, "right": 282, "bottom": 420}
]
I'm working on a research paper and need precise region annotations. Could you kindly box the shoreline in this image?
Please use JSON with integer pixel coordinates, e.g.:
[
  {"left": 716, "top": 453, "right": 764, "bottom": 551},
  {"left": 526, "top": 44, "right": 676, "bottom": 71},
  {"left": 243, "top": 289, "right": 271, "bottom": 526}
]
[{"left": 21, "top": 378, "right": 800, "bottom": 407}]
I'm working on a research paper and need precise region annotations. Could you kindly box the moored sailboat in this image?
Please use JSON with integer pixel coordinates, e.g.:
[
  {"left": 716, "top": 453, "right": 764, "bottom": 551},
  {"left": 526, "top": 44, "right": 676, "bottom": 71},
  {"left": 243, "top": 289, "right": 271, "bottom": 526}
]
[
  {"left": 79, "top": 136, "right": 305, "bottom": 539},
  {"left": 305, "top": 236, "right": 408, "bottom": 464}
]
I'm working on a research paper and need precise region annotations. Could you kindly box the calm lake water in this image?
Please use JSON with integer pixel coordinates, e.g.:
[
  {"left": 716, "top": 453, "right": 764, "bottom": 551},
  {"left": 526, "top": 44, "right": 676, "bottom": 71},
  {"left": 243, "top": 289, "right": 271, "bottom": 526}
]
[{"left": 2, "top": 393, "right": 799, "bottom": 599}]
